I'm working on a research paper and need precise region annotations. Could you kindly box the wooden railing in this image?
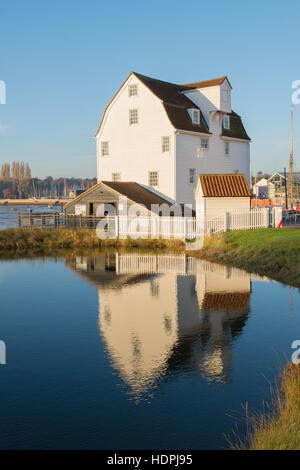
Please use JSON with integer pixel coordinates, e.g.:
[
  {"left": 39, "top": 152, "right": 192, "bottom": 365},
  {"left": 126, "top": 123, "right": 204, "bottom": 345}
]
[{"left": 18, "top": 213, "right": 106, "bottom": 229}]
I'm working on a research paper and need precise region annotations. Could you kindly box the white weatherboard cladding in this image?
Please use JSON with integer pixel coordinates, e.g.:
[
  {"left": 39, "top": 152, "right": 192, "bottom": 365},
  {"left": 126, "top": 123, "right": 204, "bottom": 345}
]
[
  {"left": 204, "top": 198, "right": 250, "bottom": 220},
  {"left": 176, "top": 114, "right": 250, "bottom": 206},
  {"left": 97, "top": 75, "right": 175, "bottom": 200},
  {"left": 97, "top": 74, "right": 250, "bottom": 208}
]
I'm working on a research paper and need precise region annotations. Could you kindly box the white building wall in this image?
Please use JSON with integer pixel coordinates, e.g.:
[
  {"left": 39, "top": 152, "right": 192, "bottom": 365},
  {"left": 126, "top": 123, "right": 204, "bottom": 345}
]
[
  {"left": 176, "top": 113, "right": 250, "bottom": 206},
  {"left": 205, "top": 197, "right": 250, "bottom": 219},
  {"left": 97, "top": 75, "right": 176, "bottom": 200}
]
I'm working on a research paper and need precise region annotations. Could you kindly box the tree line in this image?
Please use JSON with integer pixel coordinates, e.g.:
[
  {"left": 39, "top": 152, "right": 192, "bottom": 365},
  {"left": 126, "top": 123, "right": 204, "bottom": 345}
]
[{"left": 0, "top": 162, "right": 96, "bottom": 199}]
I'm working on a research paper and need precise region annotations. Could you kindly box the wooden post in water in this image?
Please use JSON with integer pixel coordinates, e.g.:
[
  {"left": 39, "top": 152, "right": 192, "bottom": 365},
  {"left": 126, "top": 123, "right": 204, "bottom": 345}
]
[
  {"left": 18, "top": 213, "right": 21, "bottom": 228},
  {"left": 41, "top": 214, "right": 45, "bottom": 228}
]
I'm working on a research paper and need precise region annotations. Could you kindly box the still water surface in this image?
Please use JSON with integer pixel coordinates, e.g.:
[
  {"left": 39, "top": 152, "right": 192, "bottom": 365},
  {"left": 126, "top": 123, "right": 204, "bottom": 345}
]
[
  {"left": 0, "top": 205, "right": 60, "bottom": 230},
  {"left": 0, "top": 253, "right": 299, "bottom": 449}
]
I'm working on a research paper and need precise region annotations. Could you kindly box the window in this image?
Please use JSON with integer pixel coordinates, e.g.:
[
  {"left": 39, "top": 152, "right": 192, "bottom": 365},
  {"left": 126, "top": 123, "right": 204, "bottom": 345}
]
[
  {"left": 225, "top": 141, "right": 230, "bottom": 156},
  {"left": 189, "top": 169, "right": 196, "bottom": 183},
  {"left": 223, "top": 115, "right": 230, "bottom": 129},
  {"left": 128, "top": 84, "right": 138, "bottom": 97},
  {"left": 201, "top": 139, "right": 209, "bottom": 149},
  {"left": 162, "top": 136, "right": 170, "bottom": 152},
  {"left": 129, "top": 109, "right": 138, "bottom": 125},
  {"left": 101, "top": 141, "right": 109, "bottom": 157},
  {"left": 112, "top": 172, "right": 121, "bottom": 182},
  {"left": 149, "top": 171, "right": 158, "bottom": 187},
  {"left": 192, "top": 109, "right": 200, "bottom": 124}
]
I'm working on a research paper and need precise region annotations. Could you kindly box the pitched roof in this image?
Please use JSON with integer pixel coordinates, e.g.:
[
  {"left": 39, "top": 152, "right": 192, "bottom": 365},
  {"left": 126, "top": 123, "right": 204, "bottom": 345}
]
[
  {"left": 65, "top": 181, "right": 175, "bottom": 213},
  {"left": 222, "top": 111, "right": 251, "bottom": 141},
  {"left": 199, "top": 174, "right": 250, "bottom": 197},
  {"left": 163, "top": 103, "right": 209, "bottom": 134},
  {"left": 96, "top": 72, "right": 248, "bottom": 138},
  {"left": 181, "top": 76, "right": 231, "bottom": 89},
  {"left": 135, "top": 72, "right": 210, "bottom": 134},
  {"left": 102, "top": 181, "right": 174, "bottom": 211}
]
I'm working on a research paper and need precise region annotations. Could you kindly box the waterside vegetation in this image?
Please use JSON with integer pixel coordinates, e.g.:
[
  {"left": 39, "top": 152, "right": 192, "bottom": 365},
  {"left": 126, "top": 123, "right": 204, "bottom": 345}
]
[{"left": 193, "top": 228, "right": 300, "bottom": 287}]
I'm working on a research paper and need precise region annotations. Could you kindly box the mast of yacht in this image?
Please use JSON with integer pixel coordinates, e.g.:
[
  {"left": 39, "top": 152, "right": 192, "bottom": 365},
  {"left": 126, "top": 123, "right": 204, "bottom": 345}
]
[{"left": 289, "top": 106, "right": 294, "bottom": 208}]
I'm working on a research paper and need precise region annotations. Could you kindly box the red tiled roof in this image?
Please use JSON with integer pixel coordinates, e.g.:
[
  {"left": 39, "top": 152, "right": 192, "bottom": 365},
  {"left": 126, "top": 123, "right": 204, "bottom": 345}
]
[
  {"left": 201, "top": 292, "right": 250, "bottom": 311},
  {"left": 199, "top": 174, "right": 250, "bottom": 197}
]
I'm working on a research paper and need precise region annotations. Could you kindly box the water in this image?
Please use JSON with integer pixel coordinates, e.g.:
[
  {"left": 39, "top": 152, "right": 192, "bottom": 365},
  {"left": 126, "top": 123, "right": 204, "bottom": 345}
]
[
  {"left": 0, "top": 205, "right": 62, "bottom": 230},
  {"left": 0, "top": 253, "right": 299, "bottom": 450}
]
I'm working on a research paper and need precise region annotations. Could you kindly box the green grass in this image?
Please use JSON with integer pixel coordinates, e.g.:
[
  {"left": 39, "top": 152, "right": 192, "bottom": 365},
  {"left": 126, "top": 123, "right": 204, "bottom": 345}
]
[
  {"left": 231, "top": 364, "right": 300, "bottom": 450},
  {"left": 193, "top": 228, "right": 300, "bottom": 287},
  {"left": 0, "top": 228, "right": 185, "bottom": 255}
]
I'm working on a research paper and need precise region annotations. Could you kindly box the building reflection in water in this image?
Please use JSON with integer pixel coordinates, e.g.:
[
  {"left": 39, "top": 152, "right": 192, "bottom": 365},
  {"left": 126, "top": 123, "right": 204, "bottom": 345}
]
[{"left": 66, "top": 253, "right": 255, "bottom": 400}]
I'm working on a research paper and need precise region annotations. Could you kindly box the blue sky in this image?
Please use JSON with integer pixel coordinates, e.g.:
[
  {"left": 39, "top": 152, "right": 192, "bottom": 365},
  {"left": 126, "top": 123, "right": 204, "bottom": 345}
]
[{"left": 0, "top": 0, "right": 299, "bottom": 178}]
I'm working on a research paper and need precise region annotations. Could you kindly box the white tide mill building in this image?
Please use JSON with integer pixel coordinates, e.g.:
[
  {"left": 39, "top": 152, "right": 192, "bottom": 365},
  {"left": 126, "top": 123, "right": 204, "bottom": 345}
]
[{"left": 95, "top": 72, "right": 251, "bottom": 207}]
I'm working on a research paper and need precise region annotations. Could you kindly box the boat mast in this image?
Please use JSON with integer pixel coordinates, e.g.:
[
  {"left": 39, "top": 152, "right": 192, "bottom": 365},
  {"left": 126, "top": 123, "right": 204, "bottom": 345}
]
[{"left": 290, "top": 106, "right": 294, "bottom": 208}]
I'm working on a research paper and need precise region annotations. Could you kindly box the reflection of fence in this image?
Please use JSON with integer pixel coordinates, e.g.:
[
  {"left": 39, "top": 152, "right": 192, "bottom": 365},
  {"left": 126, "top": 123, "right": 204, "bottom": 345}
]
[{"left": 18, "top": 208, "right": 273, "bottom": 238}]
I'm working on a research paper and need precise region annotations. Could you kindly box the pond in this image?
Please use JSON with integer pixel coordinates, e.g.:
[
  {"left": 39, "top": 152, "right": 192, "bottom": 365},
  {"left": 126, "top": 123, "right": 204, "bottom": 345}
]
[{"left": 0, "top": 252, "right": 299, "bottom": 449}]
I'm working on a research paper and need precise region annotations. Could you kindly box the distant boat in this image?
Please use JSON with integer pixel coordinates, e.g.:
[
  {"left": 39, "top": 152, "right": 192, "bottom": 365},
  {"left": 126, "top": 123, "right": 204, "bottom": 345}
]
[
  {"left": 26, "top": 207, "right": 33, "bottom": 213},
  {"left": 48, "top": 204, "right": 54, "bottom": 209}
]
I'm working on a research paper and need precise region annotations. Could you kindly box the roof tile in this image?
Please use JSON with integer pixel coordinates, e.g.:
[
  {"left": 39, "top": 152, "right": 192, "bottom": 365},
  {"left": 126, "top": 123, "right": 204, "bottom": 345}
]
[{"left": 199, "top": 174, "right": 250, "bottom": 197}]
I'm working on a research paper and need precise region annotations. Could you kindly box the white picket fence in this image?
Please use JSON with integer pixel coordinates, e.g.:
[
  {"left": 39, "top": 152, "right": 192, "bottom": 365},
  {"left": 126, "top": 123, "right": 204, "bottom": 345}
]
[
  {"left": 99, "top": 208, "right": 272, "bottom": 240},
  {"left": 205, "top": 208, "right": 270, "bottom": 235}
]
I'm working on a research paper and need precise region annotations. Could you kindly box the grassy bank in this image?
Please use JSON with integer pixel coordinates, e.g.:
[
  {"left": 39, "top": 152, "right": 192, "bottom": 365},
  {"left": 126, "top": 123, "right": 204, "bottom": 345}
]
[
  {"left": 193, "top": 228, "right": 300, "bottom": 287},
  {"left": 0, "top": 228, "right": 185, "bottom": 255},
  {"left": 233, "top": 363, "right": 300, "bottom": 450}
]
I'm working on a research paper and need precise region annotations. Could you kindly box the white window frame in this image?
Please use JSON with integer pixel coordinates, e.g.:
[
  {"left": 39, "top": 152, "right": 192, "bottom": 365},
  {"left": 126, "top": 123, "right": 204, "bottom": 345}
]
[
  {"left": 112, "top": 172, "right": 121, "bottom": 182},
  {"left": 128, "top": 84, "right": 138, "bottom": 97},
  {"left": 101, "top": 141, "right": 109, "bottom": 157},
  {"left": 200, "top": 138, "right": 209, "bottom": 150},
  {"left": 161, "top": 136, "right": 170, "bottom": 153},
  {"left": 129, "top": 108, "right": 138, "bottom": 125},
  {"left": 192, "top": 109, "right": 200, "bottom": 124},
  {"left": 189, "top": 168, "right": 196, "bottom": 184},
  {"left": 225, "top": 141, "right": 230, "bottom": 156},
  {"left": 149, "top": 171, "right": 158, "bottom": 187},
  {"left": 223, "top": 115, "right": 230, "bottom": 130}
]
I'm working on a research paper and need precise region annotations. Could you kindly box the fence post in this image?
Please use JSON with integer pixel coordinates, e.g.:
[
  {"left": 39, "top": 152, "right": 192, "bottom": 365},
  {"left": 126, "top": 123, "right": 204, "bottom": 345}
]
[
  {"left": 264, "top": 208, "right": 269, "bottom": 228},
  {"left": 273, "top": 207, "right": 283, "bottom": 228},
  {"left": 224, "top": 212, "right": 230, "bottom": 231}
]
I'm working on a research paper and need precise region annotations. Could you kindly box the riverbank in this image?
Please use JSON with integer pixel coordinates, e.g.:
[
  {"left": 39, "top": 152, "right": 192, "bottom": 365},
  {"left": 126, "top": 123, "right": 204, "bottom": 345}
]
[
  {"left": 234, "top": 363, "right": 300, "bottom": 450},
  {"left": 0, "top": 228, "right": 185, "bottom": 255},
  {"left": 0, "top": 198, "right": 71, "bottom": 205},
  {"left": 192, "top": 228, "right": 300, "bottom": 287}
]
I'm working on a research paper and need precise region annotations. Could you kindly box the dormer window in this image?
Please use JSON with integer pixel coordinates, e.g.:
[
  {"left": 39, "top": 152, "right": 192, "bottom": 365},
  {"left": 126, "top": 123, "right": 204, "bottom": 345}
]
[
  {"left": 128, "top": 84, "right": 138, "bottom": 97},
  {"left": 223, "top": 115, "right": 230, "bottom": 130},
  {"left": 192, "top": 109, "right": 200, "bottom": 124}
]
